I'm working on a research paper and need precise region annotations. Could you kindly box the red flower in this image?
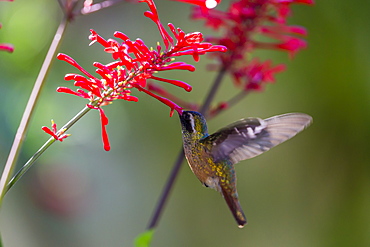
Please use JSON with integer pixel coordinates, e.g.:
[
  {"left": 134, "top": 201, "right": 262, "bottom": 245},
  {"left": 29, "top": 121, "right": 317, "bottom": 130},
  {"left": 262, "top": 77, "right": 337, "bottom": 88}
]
[
  {"left": 0, "top": 43, "right": 14, "bottom": 53},
  {"left": 193, "top": 0, "right": 312, "bottom": 65},
  {"left": 165, "top": 0, "right": 313, "bottom": 116},
  {"left": 42, "top": 120, "right": 70, "bottom": 142},
  {"left": 193, "top": 1, "right": 311, "bottom": 62},
  {"left": 58, "top": 0, "right": 226, "bottom": 150},
  {"left": 232, "top": 58, "right": 286, "bottom": 91}
]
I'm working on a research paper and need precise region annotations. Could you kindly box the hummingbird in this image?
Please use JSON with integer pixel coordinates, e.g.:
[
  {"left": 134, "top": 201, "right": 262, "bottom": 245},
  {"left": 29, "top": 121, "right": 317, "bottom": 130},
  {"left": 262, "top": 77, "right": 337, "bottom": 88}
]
[{"left": 179, "top": 111, "right": 312, "bottom": 228}]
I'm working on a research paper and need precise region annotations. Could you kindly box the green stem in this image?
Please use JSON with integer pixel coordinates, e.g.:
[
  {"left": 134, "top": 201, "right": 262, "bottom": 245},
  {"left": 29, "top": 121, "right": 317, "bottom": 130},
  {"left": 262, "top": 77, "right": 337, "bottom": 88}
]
[
  {"left": 6, "top": 138, "right": 56, "bottom": 192},
  {"left": 0, "top": 15, "right": 69, "bottom": 203},
  {"left": 6, "top": 105, "right": 92, "bottom": 193},
  {"left": 0, "top": 0, "right": 128, "bottom": 201}
]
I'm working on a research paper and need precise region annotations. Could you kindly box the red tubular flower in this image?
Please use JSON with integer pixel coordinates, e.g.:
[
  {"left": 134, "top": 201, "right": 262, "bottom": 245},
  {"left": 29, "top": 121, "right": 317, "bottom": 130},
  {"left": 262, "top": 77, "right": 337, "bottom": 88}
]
[
  {"left": 87, "top": 105, "right": 110, "bottom": 151},
  {"left": 232, "top": 58, "right": 286, "bottom": 92},
  {"left": 57, "top": 0, "right": 226, "bottom": 150},
  {"left": 133, "top": 85, "right": 183, "bottom": 117},
  {"left": 209, "top": 101, "right": 228, "bottom": 117},
  {"left": 173, "top": 0, "right": 312, "bottom": 116},
  {"left": 0, "top": 43, "right": 14, "bottom": 53},
  {"left": 42, "top": 120, "right": 70, "bottom": 142},
  {"left": 192, "top": 0, "right": 312, "bottom": 65},
  {"left": 150, "top": 76, "right": 192, "bottom": 92},
  {"left": 189, "top": 0, "right": 312, "bottom": 94},
  {"left": 148, "top": 82, "right": 198, "bottom": 111}
]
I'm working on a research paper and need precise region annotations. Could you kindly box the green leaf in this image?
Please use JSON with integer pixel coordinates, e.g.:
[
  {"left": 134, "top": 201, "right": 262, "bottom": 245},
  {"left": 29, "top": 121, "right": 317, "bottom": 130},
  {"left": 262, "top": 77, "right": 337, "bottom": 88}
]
[{"left": 134, "top": 229, "right": 155, "bottom": 247}]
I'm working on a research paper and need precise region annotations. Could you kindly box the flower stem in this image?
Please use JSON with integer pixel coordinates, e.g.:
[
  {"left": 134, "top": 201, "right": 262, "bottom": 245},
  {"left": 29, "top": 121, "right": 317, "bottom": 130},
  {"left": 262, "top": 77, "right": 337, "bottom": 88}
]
[
  {"left": 209, "top": 90, "right": 249, "bottom": 118},
  {"left": 6, "top": 105, "right": 92, "bottom": 193},
  {"left": 0, "top": 15, "right": 69, "bottom": 204},
  {"left": 146, "top": 149, "right": 185, "bottom": 229},
  {"left": 226, "top": 90, "right": 249, "bottom": 110},
  {"left": 199, "top": 67, "right": 227, "bottom": 116},
  {"left": 146, "top": 66, "right": 227, "bottom": 230}
]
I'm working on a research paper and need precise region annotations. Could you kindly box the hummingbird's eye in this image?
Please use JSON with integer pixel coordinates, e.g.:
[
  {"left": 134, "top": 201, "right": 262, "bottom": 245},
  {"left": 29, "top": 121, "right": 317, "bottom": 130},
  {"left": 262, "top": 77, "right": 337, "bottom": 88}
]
[
  {"left": 183, "top": 112, "right": 191, "bottom": 120},
  {"left": 182, "top": 112, "right": 196, "bottom": 133}
]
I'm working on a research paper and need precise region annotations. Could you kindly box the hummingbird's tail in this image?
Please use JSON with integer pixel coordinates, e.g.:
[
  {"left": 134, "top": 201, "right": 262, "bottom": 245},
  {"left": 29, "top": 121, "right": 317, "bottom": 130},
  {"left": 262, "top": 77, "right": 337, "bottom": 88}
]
[{"left": 221, "top": 187, "right": 247, "bottom": 228}]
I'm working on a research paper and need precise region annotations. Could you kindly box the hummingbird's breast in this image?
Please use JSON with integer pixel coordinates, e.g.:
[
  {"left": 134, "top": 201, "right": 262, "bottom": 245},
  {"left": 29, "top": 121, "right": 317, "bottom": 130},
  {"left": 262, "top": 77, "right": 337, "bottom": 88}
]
[{"left": 183, "top": 141, "right": 235, "bottom": 193}]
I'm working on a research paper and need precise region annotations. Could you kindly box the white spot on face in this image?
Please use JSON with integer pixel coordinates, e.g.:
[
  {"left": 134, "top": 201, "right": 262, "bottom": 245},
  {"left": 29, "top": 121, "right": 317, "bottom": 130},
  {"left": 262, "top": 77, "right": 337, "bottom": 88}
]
[
  {"left": 234, "top": 127, "right": 241, "bottom": 135},
  {"left": 187, "top": 113, "right": 196, "bottom": 133}
]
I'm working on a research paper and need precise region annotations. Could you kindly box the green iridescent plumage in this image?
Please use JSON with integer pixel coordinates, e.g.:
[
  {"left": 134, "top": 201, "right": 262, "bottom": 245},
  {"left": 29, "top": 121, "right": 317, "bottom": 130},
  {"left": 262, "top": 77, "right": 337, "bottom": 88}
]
[{"left": 179, "top": 111, "right": 312, "bottom": 228}]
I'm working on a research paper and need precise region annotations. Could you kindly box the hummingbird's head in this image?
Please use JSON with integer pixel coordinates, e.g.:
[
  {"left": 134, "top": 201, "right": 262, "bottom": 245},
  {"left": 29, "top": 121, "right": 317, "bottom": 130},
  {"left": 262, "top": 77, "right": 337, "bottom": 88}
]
[{"left": 179, "top": 111, "right": 208, "bottom": 137}]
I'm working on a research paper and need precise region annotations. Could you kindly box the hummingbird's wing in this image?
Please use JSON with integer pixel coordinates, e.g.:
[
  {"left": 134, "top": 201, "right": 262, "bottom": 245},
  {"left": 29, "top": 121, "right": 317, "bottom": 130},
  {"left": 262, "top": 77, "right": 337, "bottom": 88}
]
[{"left": 200, "top": 113, "right": 312, "bottom": 164}]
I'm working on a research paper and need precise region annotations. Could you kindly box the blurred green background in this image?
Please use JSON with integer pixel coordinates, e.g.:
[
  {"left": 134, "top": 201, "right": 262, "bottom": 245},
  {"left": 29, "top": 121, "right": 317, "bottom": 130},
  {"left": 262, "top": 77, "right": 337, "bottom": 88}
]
[{"left": 0, "top": 0, "right": 369, "bottom": 246}]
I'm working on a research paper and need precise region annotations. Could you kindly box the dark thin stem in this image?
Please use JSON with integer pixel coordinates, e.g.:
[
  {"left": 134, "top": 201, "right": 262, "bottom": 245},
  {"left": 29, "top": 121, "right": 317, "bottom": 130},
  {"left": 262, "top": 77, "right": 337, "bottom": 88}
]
[
  {"left": 146, "top": 150, "right": 185, "bottom": 229},
  {"left": 227, "top": 90, "right": 249, "bottom": 109},
  {"left": 199, "top": 67, "right": 227, "bottom": 115},
  {"left": 146, "top": 66, "right": 228, "bottom": 230},
  {"left": 209, "top": 90, "right": 249, "bottom": 118}
]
